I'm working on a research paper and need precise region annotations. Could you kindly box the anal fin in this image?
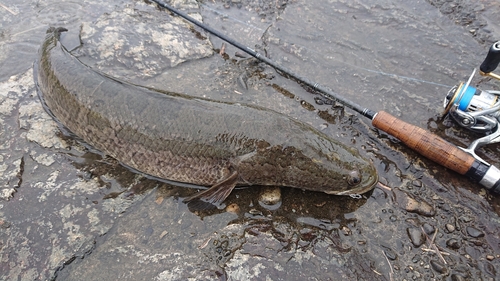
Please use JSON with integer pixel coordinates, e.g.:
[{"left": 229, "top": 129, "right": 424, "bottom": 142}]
[{"left": 183, "top": 171, "right": 238, "bottom": 205}]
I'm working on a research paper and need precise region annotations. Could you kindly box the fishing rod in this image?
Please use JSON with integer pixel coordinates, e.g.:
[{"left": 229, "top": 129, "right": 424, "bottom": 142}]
[{"left": 150, "top": 0, "right": 500, "bottom": 194}]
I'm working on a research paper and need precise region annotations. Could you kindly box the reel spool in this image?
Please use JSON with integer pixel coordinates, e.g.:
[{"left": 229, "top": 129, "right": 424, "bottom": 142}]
[{"left": 442, "top": 41, "right": 500, "bottom": 164}]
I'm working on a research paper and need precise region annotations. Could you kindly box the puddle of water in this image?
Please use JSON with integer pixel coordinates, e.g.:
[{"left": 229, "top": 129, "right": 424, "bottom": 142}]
[
  {"left": 0, "top": 0, "right": 128, "bottom": 81},
  {"left": 36, "top": 2, "right": 85, "bottom": 25}
]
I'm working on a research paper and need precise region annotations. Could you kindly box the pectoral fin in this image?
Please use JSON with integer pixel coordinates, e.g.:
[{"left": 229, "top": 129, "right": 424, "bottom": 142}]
[{"left": 183, "top": 171, "right": 238, "bottom": 205}]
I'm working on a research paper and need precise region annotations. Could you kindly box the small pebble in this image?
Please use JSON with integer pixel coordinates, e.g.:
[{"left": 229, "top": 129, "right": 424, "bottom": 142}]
[
  {"left": 445, "top": 224, "right": 455, "bottom": 233},
  {"left": 407, "top": 227, "right": 425, "bottom": 247},
  {"left": 393, "top": 189, "right": 435, "bottom": 217},
  {"left": 446, "top": 238, "right": 461, "bottom": 250},
  {"left": 382, "top": 246, "right": 398, "bottom": 260},
  {"left": 422, "top": 223, "right": 435, "bottom": 235},
  {"left": 341, "top": 226, "right": 351, "bottom": 236},
  {"left": 430, "top": 260, "right": 448, "bottom": 274},
  {"left": 258, "top": 187, "right": 281, "bottom": 205},
  {"left": 487, "top": 255, "right": 495, "bottom": 261},
  {"left": 466, "top": 226, "right": 484, "bottom": 238},
  {"left": 226, "top": 203, "right": 240, "bottom": 214}
]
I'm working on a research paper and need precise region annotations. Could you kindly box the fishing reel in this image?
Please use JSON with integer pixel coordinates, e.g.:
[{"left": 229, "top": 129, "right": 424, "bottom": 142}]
[{"left": 443, "top": 41, "right": 500, "bottom": 164}]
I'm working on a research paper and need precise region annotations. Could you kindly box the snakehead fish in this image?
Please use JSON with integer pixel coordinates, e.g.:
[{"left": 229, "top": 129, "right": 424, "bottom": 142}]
[{"left": 35, "top": 27, "right": 378, "bottom": 204}]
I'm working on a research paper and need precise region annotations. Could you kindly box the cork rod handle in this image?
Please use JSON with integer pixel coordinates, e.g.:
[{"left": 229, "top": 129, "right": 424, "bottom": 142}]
[{"left": 372, "top": 111, "right": 475, "bottom": 175}]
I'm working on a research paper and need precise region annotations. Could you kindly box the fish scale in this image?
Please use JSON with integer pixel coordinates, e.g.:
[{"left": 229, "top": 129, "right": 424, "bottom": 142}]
[{"left": 35, "top": 27, "right": 378, "bottom": 204}]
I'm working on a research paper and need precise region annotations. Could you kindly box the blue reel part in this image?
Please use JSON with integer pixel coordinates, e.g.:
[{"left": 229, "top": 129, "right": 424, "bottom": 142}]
[{"left": 455, "top": 85, "right": 477, "bottom": 111}]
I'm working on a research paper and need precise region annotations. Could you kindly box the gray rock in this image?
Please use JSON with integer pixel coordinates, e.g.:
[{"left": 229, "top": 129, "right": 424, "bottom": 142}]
[
  {"left": 78, "top": 1, "right": 214, "bottom": 80},
  {"left": 407, "top": 227, "right": 425, "bottom": 247},
  {"left": 393, "top": 188, "right": 435, "bottom": 217},
  {"left": 466, "top": 226, "right": 485, "bottom": 238},
  {"left": 446, "top": 238, "right": 462, "bottom": 250},
  {"left": 258, "top": 186, "right": 282, "bottom": 206},
  {"left": 430, "top": 260, "right": 448, "bottom": 275}
]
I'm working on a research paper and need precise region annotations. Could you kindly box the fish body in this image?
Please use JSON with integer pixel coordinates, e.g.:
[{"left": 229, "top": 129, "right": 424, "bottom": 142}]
[{"left": 35, "top": 27, "right": 378, "bottom": 204}]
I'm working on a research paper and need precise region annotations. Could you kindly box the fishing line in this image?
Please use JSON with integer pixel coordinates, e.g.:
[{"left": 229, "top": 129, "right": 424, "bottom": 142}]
[
  {"left": 200, "top": 3, "right": 266, "bottom": 33},
  {"left": 200, "top": 3, "right": 452, "bottom": 88}
]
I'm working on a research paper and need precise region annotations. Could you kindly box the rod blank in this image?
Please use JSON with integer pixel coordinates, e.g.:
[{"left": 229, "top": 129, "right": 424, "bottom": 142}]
[{"left": 150, "top": 0, "right": 375, "bottom": 118}]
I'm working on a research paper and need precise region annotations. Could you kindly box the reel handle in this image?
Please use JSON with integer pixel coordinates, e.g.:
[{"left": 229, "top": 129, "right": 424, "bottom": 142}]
[
  {"left": 480, "top": 41, "right": 500, "bottom": 74},
  {"left": 372, "top": 111, "right": 500, "bottom": 192}
]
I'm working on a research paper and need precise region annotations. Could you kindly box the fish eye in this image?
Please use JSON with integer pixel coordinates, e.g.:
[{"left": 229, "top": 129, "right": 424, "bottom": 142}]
[{"left": 347, "top": 170, "right": 361, "bottom": 186}]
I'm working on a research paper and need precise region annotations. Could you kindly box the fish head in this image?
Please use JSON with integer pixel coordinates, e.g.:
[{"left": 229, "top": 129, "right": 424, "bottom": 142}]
[
  {"left": 317, "top": 146, "right": 379, "bottom": 195},
  {"left": 237, "top": 139, "right": 378, "bottom": 195}
]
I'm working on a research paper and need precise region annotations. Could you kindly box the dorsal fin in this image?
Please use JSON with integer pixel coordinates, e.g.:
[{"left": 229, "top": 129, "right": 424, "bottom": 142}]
[{"left": 183, "top": 171, "right": 239, "bottom": 205}]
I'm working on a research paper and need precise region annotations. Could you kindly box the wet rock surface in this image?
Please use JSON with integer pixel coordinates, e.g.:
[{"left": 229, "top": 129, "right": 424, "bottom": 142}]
[
  {"left": 1, "top": 0, "right": 500, "bottom": 280},
  {"left": 75, "top": 0, "right": 214, "bottom": 80},
  {"left": 426, "top": 0, "right": 500, "bottom": 44}
]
